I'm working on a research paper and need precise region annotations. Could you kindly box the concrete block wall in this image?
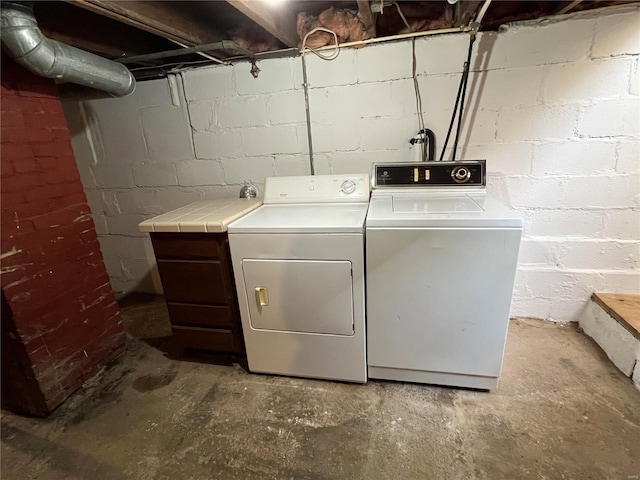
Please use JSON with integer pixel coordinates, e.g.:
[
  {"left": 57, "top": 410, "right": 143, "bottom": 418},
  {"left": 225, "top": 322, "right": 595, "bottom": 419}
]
[{"left": 65, "top": 5, "right": 639, "bottom": 321}]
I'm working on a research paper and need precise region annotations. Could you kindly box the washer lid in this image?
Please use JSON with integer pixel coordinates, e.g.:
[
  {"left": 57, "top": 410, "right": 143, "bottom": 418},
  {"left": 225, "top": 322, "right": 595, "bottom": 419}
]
[
  {"left": 392, "top": 196, "right": 483, "bottom": 213},
  {"left": 366, "top": 193, "right": 523, "bottom": 228},
  {"left": 228, "top": 203, "right": 369, "bottom": 234}
]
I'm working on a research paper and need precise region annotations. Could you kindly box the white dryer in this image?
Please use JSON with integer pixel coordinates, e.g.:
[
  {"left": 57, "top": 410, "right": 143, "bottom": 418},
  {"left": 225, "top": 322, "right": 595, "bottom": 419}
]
[
  {"left": 228, "top": 174, "right": 369, "bottom": 383},
  {"left": 366, "top": 161, "right": 522, "bottom": 390}
]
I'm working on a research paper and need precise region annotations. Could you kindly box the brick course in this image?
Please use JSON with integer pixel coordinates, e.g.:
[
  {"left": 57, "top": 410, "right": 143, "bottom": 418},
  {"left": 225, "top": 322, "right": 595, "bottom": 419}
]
[{"left": 1, "top": 59, "right": 125, "bottom": 416}]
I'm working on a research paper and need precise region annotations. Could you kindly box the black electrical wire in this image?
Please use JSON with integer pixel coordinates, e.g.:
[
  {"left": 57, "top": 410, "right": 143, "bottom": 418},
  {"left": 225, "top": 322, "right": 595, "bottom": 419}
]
[{"left": 439, "top": 34, "right": 476, "bottom": 161}]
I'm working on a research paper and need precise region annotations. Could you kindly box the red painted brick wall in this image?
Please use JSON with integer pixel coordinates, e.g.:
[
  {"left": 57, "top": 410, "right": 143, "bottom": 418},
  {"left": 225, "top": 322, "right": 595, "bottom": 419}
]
[{"left": 1, "top": 60, "right": 125, "bottom": 415}]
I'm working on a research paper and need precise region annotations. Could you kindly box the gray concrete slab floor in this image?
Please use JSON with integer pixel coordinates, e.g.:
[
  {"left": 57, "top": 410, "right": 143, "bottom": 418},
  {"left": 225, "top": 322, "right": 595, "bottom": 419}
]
[{"left": 2, "top": 297, "right": 639, "bottom": 480}]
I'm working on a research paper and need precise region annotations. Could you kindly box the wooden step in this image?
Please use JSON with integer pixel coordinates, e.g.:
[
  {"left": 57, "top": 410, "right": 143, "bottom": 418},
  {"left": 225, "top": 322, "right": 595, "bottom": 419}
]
[
  {"left": 579, "top": 293, "right": 640, "bottom": 392},
  {"left": 591, "top": 293, "right": 640, "bottom": 340}
]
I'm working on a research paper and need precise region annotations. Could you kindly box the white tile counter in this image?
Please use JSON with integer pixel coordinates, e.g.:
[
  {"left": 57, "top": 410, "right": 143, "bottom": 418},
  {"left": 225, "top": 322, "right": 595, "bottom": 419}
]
[{"left": 138, "top": 199, "right": 262, "bottom": 233}]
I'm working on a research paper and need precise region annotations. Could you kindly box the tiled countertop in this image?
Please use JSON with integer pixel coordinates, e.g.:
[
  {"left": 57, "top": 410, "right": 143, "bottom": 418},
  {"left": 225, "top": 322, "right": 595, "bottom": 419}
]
[{"left": 138, "top": 199, "right": 262, "bottom": 233}]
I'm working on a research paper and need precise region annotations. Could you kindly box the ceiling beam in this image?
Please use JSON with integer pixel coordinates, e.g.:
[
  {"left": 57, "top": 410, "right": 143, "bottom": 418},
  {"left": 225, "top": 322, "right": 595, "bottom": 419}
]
[
  {"left": 357, "top": 0, "right": 376, "bottom": 38},
  {"left": 455, "top": 1, "right": 483, "bottom": 27},
  {"left": 227, "top": 0, "right": 299, "bottom": 48},
  {"left": 69, "top": 1, "right": 226, "bottom": 47}
]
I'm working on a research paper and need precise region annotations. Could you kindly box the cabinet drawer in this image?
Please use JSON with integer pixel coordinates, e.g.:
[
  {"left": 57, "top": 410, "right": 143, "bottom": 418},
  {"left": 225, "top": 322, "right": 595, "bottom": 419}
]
[
  {"left": 172, "top": 326, "right": 237, "bottom": 352},
  {"left": 151, "top": 233, "right": 223, "bottom": 260},
  {"left": 167, "top": 303, "right": 234, "bottom": 328},
  {"left": 157, "top": 260, "right": 229, "bottom": 304}
]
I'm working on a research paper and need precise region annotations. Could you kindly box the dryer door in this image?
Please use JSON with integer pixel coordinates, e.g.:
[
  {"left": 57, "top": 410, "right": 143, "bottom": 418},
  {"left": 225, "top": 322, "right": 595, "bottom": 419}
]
[{"left": 242, "top": 259, "right": 354, "bottom": 336}]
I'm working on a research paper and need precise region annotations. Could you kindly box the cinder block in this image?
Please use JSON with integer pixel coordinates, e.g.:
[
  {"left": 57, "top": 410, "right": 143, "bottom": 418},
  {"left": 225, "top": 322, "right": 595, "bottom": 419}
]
[
  {"left": 415, "top": 33, "right": 470, "bottom": 75},
  {"left": 506, "top": 176, "right": 566, "bottom": 209},
  {"left": 222, "top": 157, "right": 275, "bottom": 184},
  {"left": 87, "top": 97, "right": 148, "bottom": 164},
  {"left": 579, "top": 98, "right": 640, "bottom": 138},
  {"left": 460, "top": 108, "right": 499, "bottom": 147},
  {"left": 494, "top": 17, "right": 594, "bottom": 69},
  {"left": 616, "top": 139, "right": 640, "bottom": 174},
  {"left": 358, "top": 41, "right": 412, "bottom": 82},
  {"left": 121, "top": 258, "right": 153, "bottom": 282},
  {"left": 524, "top": 209, "right": 603, "bottom": 238},
  {"left": 140, "top": 105, "right": 194, "bottom": 162},
  {"left": 497, "top": 104, "right": 579, "bottom": 142},
  {"left": 590, "top": 270, "right": 640, "bottom": 294},
  {"left": 92, "top": 214, "right": 108, "bottom": 235},
  {"left": 105, "top": 214, "right": 150, "bottom": 237},
  {"left": 182, "top": 66, "right": 235, "bottom": 101},
  {"left": 337, "top": 149, "right": 413, "bottom": 167},
  {"left": 267, "top": 91, "right": 306, "bottom": 125},
  {"left": 201, "top": 185, "right": 251, "bottom": 200},
  {"left": 464, "top": 143, "right": 533, "bottom": 175},
  {"left": 304, "top": 48, "right": 357, "bottom": 88},
  {"left": 329, "top": 152, "right": 376, "bottom": 175},
  {"left": 563, "top": 175, "right": 639, "bottom": 208},
  {"left": 156, "top": 187, "right": 201, "bottom": 212},
  {"left": 175, "top": 159, "right": 225, "bottom": 186},
  {"left": 188, "top": 101, "right": 216, "bottom": 131},
  {"left": 134, "top": 77, "right": 173, "bottom": 108},
  {"left": 510, "top": 297, "right": 552, "bottom": 320},
  {"left": 132, "top": 162, "right": 178, "bottom": 187},
  {"left": 548, "top": 297, "right": 591, "bottom": 323},
  {"left": 533, "top": 140, "right": 617, "bottom": 175},
  {"left": 515, "top": 268, "right": 593, "bottom": 309},
  {"left": 274, "top": 155, "right": 312, "bottom": 176},
  {"left": 544, "top": 58, "right": 632, "bottom": 104},
  {"left": 90, "top": 163, "right": 135, "bottom": 189},
  {"left": 579, "top": 300, "right": 639, "bottom": 375},
  {"left": 631, "top": 58, "right": 639, "bottom": 96},
  {"left": 193, "top": 130, "right": 243, "bottom": 159},
  {"left": 359, "top": 116, "right": 418, "bottom": 151},
  {"left": 215, "top": 96, "right": 268, "bottom": 128},
  {"left": 236, "top": 58, "right": 295, "bottom": 95},
  {"left": 326, "top": 82, "right": 403, "bottom": 121},
  {"left": 592, "top": 8, "right": 640, "bottom": 58},
  {"left": 311, "top": 153, "right": 332, "bottom": 175},
  {"left": 113, "top": 189, "right": 161, "bottom": 215},
  {"left": 556, "top": 239, "right": 640, "bottom": 270},
  {"left": 306, "top": 88, "right": 329, "bottom": 124},
  {"left": 602, "top": 209, "right": 640, "bottom": 241},
  {"left": 414, "top": 75, "right": 462, "bottom": 120},
  {"left": 472, "top": 66, "right": 544, "bottom": 109},
  {"left": 518, "top": 238, "right": 560, "bottom": 266},
  {"left": 85, "top": 190, "right": 114, "bottom": 216},
  {"left": 242, "top": 126, "right": 304, "bottom": 156},
  {"left": 311, "top": 121, "right": 359, "bottom": 153}
]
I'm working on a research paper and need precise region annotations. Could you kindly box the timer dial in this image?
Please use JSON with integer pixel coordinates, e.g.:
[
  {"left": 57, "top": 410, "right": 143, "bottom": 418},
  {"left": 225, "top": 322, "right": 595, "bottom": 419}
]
[{"left": 341, "top": 180, "right": 357, "bottom": 194}]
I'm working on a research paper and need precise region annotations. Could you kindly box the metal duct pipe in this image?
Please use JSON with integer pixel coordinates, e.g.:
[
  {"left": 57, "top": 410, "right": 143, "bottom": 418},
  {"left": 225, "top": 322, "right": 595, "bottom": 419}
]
[{"left": 1, "top": 2, "right": 135, "bottom": 96}]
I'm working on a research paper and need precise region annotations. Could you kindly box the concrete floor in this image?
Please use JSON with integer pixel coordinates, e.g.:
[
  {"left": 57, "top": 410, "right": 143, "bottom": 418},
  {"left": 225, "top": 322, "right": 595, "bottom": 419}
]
[{"left": 2, "top": 297, "right": 639, "bottom": 480}]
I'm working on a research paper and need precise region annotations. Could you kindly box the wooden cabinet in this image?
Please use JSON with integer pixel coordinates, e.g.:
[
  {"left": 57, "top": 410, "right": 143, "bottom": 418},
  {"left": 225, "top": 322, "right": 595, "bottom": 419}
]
[{"left": 150, "top": 232, "right": 245, "bottom": 357}]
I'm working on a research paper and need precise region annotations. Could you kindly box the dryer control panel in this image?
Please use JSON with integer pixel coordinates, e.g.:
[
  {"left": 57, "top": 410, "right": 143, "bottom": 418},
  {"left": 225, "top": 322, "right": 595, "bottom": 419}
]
[
  {"left": 373, "top": 160, "right": 485, "bottom": 188},
  {"left": 264, "top": 174, "right": 370, "bottom": 204}
]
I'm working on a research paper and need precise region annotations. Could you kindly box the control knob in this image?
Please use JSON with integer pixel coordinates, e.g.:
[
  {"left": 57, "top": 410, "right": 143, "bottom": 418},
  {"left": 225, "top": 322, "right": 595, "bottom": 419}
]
[
  {"left": 341, "top": 179, "right": 357, "bottom": 194},
  {"left": 451, "top": 166, "right": 471, "bottom": 183}
]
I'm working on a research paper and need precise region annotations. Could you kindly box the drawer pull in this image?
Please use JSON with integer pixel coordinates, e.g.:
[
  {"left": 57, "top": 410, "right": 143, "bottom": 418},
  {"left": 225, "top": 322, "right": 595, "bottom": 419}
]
[{"left": 255, "top": 286, "right": 269, "bottom": 308}]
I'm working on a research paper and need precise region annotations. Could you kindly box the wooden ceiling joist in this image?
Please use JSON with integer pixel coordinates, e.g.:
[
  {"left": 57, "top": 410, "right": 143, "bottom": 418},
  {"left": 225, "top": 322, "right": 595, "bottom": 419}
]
[
  {"left": 227, "top": 0, "right": 300, "bottom": 48},
  {"left": 70, "top": 0, "right": 227, "bottom": 47}
]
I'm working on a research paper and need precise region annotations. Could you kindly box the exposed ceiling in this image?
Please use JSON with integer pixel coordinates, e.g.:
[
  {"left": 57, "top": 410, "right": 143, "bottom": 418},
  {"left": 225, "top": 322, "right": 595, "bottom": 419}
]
[{"left": 28, "top": 0, "right": 634, "bottom": 80}]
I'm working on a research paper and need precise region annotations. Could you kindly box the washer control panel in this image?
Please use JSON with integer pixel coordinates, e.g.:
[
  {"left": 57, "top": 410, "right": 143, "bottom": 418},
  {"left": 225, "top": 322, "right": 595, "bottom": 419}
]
[{"left": 373, "top": 160, "right": 485, "bottom": 188}]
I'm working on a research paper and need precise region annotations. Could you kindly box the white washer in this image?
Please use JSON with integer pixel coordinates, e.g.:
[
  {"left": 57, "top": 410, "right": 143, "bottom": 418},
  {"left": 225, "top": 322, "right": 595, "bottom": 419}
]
[
  {"left": 228, "top": 174, "right": 370, "bottom": 383},
  {"left": 366, "top": 161, "right": 522, "bottom": 390}
]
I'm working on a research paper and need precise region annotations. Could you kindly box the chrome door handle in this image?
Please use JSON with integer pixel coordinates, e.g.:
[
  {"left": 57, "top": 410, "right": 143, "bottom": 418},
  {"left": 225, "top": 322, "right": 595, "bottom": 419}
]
[{"left": 255, "top": 286, "right": 269, "bottom": 307}]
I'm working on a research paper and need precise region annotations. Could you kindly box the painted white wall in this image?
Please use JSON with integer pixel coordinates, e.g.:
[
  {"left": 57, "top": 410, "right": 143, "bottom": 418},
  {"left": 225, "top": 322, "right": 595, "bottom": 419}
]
[{"left": 64, "top": 5, "right": 640, "bottom": 321}]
